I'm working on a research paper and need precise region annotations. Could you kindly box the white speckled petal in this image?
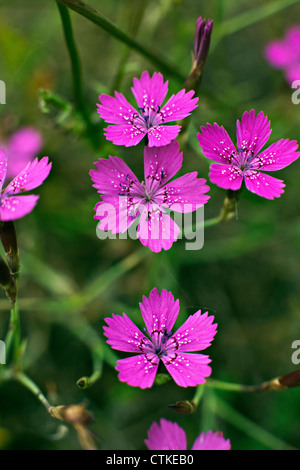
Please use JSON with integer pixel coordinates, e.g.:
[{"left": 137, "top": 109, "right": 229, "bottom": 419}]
[
  {"left": 103, "top": 313, "right": 146, "bottom": 353},
  {"left": 171, "top": 310, "right": 217, "bottom": 352},
  {"left": 236, "top": 109, "right": 271, "bottom": 156},
  {"left": 209, "top": 163, "right": 243, "bottom": 191},
  {"left": 244, "top": 170, "right": 285, "bottom": 199},
  {"left": 0, "top": 195, "right": 39, "bottom": 221},
  {"left": 162, "top": 352, "right": 212, "bottom": 387},
  {"left": 116, "top": 354, "right": 159, "bottom": 389},
  {"left": 3, "top": 157, "right": 51, "bottom": 197},
  {"left": 143, "top": 141, "right": 182, "bottom": 193},
  {"left": 250, "top": 138, "right": 300, "bottom": 171},
  {"left": 139, "top": 287, "right": 180, "bottom": 335}
]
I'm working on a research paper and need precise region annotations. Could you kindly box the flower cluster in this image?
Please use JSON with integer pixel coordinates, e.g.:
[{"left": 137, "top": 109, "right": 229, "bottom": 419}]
[
  {"left": 92, "top": 69, "right": 210, "bottom": 252},
  {"left": 94, "top": 18, "right": 300, "bottom": 453}
]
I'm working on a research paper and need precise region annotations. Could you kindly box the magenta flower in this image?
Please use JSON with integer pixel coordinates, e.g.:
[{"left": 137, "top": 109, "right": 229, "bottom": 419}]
[
  {"left": 0, "top": 148, "right": 51, "bottom": 221},
  {"left": 103, "top": 288, "right": 217, "bottom": 389},
  {"left": 90, "top": 140, "right": 210, "bottom": 252},
  {"left": 264, "top": 25, "right": 300, "bottom": 84},
  {"left": 1, "top": 127, "right": 43, "bottom": 179},
  {"left": 145, "top": 419, "right": 231, "bottom": 450},
  {"left": 197, "top": 110, "right": 300, "bottom": 199},
  {"left": 97, "top": 71, "right": 198, "bottom": 147}
]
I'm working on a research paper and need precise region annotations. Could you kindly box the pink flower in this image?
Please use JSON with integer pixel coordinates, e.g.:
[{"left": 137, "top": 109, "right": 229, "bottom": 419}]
[
  {"left": 197, "top": 110, "right": 300, "bottom": 199},
  {"left": 264, "top": 25, "right": 300, "bottom": 84},
  {"left": 97, "top": 71, "right": 198, "bottom": 147},
  {"left": 0, "top": 148, "right": 51, "bottom": 221},
  {"left": 103, "top": 288, "right": 217, "bottom": 389},
  {"left": 145, "top": 418, "right": 231, "bottom": 450},
  {"left": 90, "top": 140, "right": 210, "bottom": 252},
  {"left": 1, "top": 127, "right": 43, "bottom": 179}
]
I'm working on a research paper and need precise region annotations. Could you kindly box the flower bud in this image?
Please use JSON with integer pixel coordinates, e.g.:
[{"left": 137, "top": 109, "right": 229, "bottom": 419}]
[
  {"left": 278, "top": 370, "right": 300, "bottom": 389},
  {"left": 0, "top": 222, "right": 19, "bottom": 277},
  {"left": 76, "top": 376, "right": 89, "bottom": 390},
  {"left": 168, "top": 400, "right": 197, "bottom": 415},
  {"left": 194, "top": 17, "right": 214, "bottom": 69}
]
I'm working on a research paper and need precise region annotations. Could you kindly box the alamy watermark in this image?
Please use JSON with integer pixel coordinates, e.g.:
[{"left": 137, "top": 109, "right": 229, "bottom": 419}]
[
  {"left": 291, "top": 340, "right": 300, "bottom": 365},
  {"left": 291, "top": 80, "right": 300, "bottom": 104},
  {"left": 0, "top": 80, "right": 6, "bottom": 104},
  {"left": 0, "top": 340, "right": 6, "bottom": 364},
  {"left": 96, "top": 201, "right": 205, "bottom": 251}
]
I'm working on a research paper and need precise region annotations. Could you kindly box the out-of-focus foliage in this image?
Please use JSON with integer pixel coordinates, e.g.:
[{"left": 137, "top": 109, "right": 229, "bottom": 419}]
[{"left": 0, "top": 0, "right": 300, "bottom": 450}]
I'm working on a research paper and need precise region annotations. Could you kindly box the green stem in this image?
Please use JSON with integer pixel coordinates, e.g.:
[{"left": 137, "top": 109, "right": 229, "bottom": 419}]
[
  {"left": 56, "top": 3, "right": 86, "bottom": 114},
  {"left": 56, "top": 2, "right": 97, "bottom": 146},
  {"left": 183, "top": 215, "right": 222, "bottom": 239},
  {"left": 55, "top": 0, "right": 185, "bottom": 81},
  {"left": 205, "top": 378, "right": 260, "bottom": 393},
  {"left": 5, "top": 301, "right": 20, "bottom": 366},
  {"left": 192, "top": 383, "right": 205, "bottom": 406},
  {"left": 14, "top": 372, "right": 51, "bottom": 411}
]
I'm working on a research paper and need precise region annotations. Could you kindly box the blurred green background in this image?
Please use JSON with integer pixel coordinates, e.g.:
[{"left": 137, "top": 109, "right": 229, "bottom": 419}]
[{"left": 0, "top": 0, "right": 300, "bottom": 450}]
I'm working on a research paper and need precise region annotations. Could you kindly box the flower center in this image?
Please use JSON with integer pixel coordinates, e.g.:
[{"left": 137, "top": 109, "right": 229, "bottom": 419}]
[
  {"left": 228, "top": 148, "right": 256, "bottom": 170},
  {"left": 131, "top": 105, "right": 164, "bottom": 130},
  {"left": 138, "top": 328, "right": 178, "bottom": 358}
]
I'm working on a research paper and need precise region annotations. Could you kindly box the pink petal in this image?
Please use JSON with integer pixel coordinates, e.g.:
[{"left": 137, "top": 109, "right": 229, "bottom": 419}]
[
  {"left": 162, "top": 352, "right": 212, "bottom": 387},
  {"left": 103, "top": 313, "right": 146, "bottom": 353},
  {"left": 160, "top": 89, "right": 198, "bottom": 123},
  {"left": 103, "top": 124, "right": 146, "bottom": 147},
  {"left": 192, "top": 431, "right": 231, "bottom": 450},
  {"left": 171, "top": 310, "right": 217, "bottom": 352},
  {"left": 6, "top": 127, "right": 43, "bottom": 179},
  {"left": 156, "top": 172, "right": 210, "bottom": 212},
  {"left": 147, "top": 124, "right": 181, "bottom": 147},
  {"left": 251, "top": 139, "right": 300, "bottom": 171},
  {"left": 97, "top": 92, "right": 139, "bottom": 125},
  {"left": 3, "top": 157, "right": 51, "bottom": 197},
  {"left": 131, "top": 71, "right": 168, "bottom": 109},
  {"left": 236, "top": 110, "right": 271, "bottom": 157},
  {"left": 0, "top": 148, "right": 8, "bottom": 192},
  {"left": 209, "top": 164, "right": 243, "bottom": 191},
  {"left": 285, "top": 26, "right": 300, "bottom": 55},
  {"left": 0, "top": 195, "right": 39, "bottom": 221},
  {"left": 90, "top": 156, "right": 143, "bottom": 196},
  {"left": 94, "top": 196, "right": 140, "bottom": 234},
  {"left": 143, "top": 141, "right": 183, "bottom": 192},
  {"left": 145, "top": 419, "right": 187, "bottom": 450},
  {"left": 244, "top": 170, "right": 285, "bottom": 199},
  {"left": 197, "top": 123, "right": 238, "bottom": 164},
  {"left": 137, "top": 206, "right": 180, "bottom": 253},
  {"left": 264, "top": 41, "right": 293, "bottom": 68},
  {"left": 116, "top": 354, "right": 159, "bottom": 389},
  {"left": 139, "top": 287, "right": 180, "bottom": 335}
]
